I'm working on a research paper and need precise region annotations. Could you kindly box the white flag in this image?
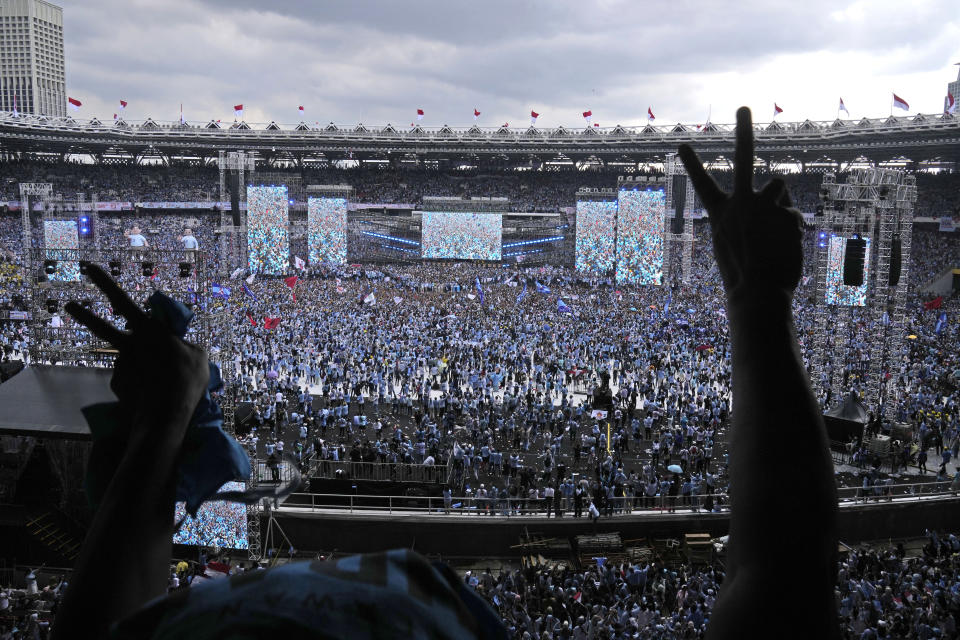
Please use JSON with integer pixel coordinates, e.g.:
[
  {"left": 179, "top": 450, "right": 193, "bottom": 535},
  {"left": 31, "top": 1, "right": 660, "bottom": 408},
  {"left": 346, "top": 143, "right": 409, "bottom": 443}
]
[
  {"left": 467, "top": 294, "right": 476, "bottom": 300},
  {"left": 230, "top": 267, "right": 244, "bottom": 280},
  {"left": 245, "top": 273, "right": 255, "bottom": 285},
  {"left": 393, "top": 296, "right": 403, "bottom": 305},
  {"left": 363, "top": 292, "right": 376, "bottom": 305},
  {"left": 294, "top": 255, "right": 305, "bottom": 270}
]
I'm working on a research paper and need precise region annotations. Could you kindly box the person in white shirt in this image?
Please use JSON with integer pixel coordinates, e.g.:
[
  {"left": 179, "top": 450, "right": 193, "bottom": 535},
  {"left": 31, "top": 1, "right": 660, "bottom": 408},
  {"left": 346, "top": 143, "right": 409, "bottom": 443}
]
[{"left": 125, "top": 226, "right": 149, "bottom": 249}]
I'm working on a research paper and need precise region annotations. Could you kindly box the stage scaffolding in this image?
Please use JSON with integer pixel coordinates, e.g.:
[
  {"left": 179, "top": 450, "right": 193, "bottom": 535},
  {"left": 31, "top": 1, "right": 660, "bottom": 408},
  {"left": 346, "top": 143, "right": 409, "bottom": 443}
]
[
  {"left": 662, "top": 153, "right": 695, "bottom": 285},
  {"left": 809, "top": 169, "right": 916, "bottom": 420},
  {"left": 217, "top": 150, "right": 256, "bottom": 276},
  {"left": 27, "top": 247, "right": 213, "bottom": 367}
]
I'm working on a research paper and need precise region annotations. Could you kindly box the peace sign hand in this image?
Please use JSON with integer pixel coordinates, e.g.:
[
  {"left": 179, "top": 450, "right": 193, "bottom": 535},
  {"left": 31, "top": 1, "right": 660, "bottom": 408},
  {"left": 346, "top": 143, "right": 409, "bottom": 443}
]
[
  {"left": 678, "top": 107, "right": 804, "bottom": 304},
  {"left": 65, "top": 264, "right": 209, "bottom": 438}
]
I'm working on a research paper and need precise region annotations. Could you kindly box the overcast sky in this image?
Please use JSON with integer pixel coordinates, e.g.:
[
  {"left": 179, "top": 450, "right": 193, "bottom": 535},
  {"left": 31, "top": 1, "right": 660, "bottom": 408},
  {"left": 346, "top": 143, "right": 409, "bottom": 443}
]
[{"left": 63, "top": 0, "right": 960, "bottom": 128}]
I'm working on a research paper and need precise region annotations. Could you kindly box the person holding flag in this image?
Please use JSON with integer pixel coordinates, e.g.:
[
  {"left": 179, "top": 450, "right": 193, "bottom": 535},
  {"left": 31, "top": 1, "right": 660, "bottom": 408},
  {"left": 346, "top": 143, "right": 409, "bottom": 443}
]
[
  {"left": 284, "top": 275, "right": 298, "bottom": 302},
  {"left": 557, "top": 299, "right": 573, "bottom": 314},
  {"left": 516, "top": 280, "right": 527, "bottom": 305},
  {"left": 475, "top": 277, "right": 484, "bottom": 305},
  {"left": 535, "top": 280, "right": 551, "bottom": 294}
]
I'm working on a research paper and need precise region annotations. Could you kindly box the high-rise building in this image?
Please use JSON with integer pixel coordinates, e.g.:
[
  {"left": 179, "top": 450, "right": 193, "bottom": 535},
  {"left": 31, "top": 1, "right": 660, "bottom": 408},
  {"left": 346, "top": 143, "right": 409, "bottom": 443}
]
[{"left": 0, "top": 0, "right": 65, "bottom": 117}]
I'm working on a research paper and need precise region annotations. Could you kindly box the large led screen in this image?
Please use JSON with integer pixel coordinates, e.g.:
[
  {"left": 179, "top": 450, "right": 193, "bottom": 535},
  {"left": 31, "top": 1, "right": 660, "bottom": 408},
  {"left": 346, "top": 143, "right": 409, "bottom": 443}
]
[
  {"left": 173, "top": 482, "right": 248, "bottom": 549},
  {"left": 575, "top": 200, "right": 616, "bottom": 274},
  {"left": 421, "top": 211, "right": 502, "bottom": 260},
  {"left": 615, "top": 189, "right": 665, "bottom": 285},
  {"left": 247, "top": 185, "right": 289, "bottom": 274},
  {"left": 307, "top": 196, "right": 348, "bottom": 266},
  {"left": 826, "top": 235, "right": 870, "bottom": 306},
  {"left": 43, "top": 220, "right": 80, "bottom": 282}
]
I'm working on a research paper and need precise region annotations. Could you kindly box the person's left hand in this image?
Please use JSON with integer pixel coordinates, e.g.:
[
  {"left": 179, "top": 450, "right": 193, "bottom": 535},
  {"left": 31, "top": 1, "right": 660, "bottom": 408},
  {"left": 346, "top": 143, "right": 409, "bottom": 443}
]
[{"left": 65, "top": 264, "right": 209, "bottom": 441}]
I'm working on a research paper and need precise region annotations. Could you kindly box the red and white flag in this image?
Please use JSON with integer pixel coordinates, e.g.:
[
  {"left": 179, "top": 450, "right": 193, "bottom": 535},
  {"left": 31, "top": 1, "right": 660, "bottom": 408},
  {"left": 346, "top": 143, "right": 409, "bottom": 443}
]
[
  {"left": 234, "top": 104, "right": 244, "bottom": 118},
  {"left": 892, "top": 93, "right": 909, "bottom": 111},
  {"left": 946, "top": 93, "right": 956, "bottom": 115},
  {"left": 68, "top": 97, "right": 82, "bottom": 110},
  {"left": 593, "top": 122, "right": 599, "bottom": 127},
  {"left": 119, "top": 100, "right": 127, "bottom": 110},
  {"left": 113, "top": 113, "right": 117, "bottom": 120},
  {"left": 773, "top": 103, "right": 783, "bottom": 118},
  {"left": 647, "top": 106, "right": 655, "bottom": 121},
  {"left": 416, "top": 108, "right": 424, "bottom": 121},
  {"left": 298, "top": 105, "right": 304, "bottom": 112},
  {"left": 502, "top": 122, "right": 509, "bottom": 128},
  {"left": 473, "top": 108, "right": 481, "bottom": 120},
  {"left": 294, "top": 255, "right": 305, "bottom": 270},
  {"left": 839, "top": 97, "right": 849, "bottom": 115},
  {"left": 582, "top": 110, "right": 592, "bottom": 124},
  {"left": 530, "top": 110, "right": 539, "bottom": 125}
]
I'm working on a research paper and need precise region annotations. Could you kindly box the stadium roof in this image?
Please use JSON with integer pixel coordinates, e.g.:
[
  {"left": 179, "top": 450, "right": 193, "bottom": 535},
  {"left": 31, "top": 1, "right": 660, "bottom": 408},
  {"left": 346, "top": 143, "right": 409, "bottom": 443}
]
[{"left": 1, "top": 111, "right": 958, "bottom": 166}]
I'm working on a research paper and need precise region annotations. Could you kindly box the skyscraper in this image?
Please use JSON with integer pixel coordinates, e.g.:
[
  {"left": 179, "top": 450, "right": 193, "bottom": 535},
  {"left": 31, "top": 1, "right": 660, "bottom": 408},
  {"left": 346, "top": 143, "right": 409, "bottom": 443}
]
[
  {"left": 0, "top": 0, "right": 65, "bottom": 117},
  {"left": 948, "top": 64, "right": 960, "bottom": 113}
]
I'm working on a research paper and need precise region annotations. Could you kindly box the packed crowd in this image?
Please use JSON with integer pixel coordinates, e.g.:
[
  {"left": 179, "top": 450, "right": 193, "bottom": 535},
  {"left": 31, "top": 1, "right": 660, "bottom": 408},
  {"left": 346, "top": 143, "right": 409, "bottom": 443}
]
[{"left": 2, "top": 160, "right": 959, "bottom": 217}]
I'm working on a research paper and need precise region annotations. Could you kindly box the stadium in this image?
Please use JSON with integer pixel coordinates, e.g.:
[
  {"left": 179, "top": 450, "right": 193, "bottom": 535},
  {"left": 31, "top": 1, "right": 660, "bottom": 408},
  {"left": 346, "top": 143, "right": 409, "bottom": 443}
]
[{"left": 2, "top": 3, "right": 960, "bottom": 639}]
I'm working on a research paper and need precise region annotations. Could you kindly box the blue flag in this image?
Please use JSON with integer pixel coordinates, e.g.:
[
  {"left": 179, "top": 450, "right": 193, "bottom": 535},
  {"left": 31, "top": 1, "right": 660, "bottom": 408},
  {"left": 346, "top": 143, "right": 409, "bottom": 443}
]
[
  {"left": 664, "top": 290, "right": 672, "bottom": 316},
  {"left": 475, "top": 276, "right": 484, "bottom": 305},
  {"left": 211, "top": 283, "right": 231, "bottom": 299},
  {"left": 936, "top": 311, "right": 947, "bottom": 334},
  {"left": 242, "top": 282, "right": 257, "bottom": 300},
  {"left": 516, "top": 281, "right": 527, "bottom": 304},
  {"left": 558, "top": 298, "right": 573, "bottom": 314},
  {"left": 535, "top": 280, "right": 551, "bottom": 294}
]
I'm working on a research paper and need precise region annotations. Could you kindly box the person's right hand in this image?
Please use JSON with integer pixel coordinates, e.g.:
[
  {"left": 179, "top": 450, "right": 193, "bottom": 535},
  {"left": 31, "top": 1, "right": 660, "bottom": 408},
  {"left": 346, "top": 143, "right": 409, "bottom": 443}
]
[
  {"left": 65, "top": 264, "right": 209, "bottom": 441},
  {"left": 678, "top": 107, "right": 804, "bottom": 304}
]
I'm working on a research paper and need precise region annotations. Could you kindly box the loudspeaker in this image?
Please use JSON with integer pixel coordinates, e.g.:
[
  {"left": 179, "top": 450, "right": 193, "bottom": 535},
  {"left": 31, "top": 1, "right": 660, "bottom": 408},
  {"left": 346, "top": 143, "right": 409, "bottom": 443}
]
[
  {"left": 843, "top": 238, "right": 866, "bottom": 286},
  {"left": 229, "top": 173, "right": 241, "bottom": 227},
  {"left": 672, "top": 174, "right": 687, "bottom": 217},
  {"left": 670, "top": 215, "right": 685, "bottom": 235},
  {"left": 888, "top": 235, "right": 901, "bottom": 286}
]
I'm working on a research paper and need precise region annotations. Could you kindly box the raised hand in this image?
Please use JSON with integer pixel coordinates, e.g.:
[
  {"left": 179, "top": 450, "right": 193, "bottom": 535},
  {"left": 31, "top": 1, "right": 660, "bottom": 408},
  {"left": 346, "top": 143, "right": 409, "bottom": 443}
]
[
  {"left": 65, "top": 263, "right": 209, "bottom": 437},
  {"left": 678, "top": 107, "right": 803, "bottom": 303}
]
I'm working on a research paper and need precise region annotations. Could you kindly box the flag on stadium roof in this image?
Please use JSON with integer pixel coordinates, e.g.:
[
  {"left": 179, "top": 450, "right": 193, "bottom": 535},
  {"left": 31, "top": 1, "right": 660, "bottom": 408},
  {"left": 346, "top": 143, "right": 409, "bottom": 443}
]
[
  {"left": 416, "top": 108, "right": 424, "bottom": 121},
  {"left": 113, "top": 113, "right": 117, "bottom": 120},
  {"left": 839, "top": 97, "right": 849, "bottom": 115},
  {"left": 892, "top": 93, "right": 909, "bottom": 111},
  {"left": 234, "top": 104, "right": 244, "bottom": 118},
  {"left": 68, "top": 97, "right": 81, "bottom": 110},
  {"left": 582, "top": 110, "right": 592, "bottom": 123},
  {"left": 558, "top": 298, "right": 573, "bottom": 314},
  {"left": 502, "top": 122, "right": 509, "bottom": 128},
  {"left": 530, "top": 110, "right": 539, "bottom": 125},
  {"left": 647, "top": 107, "right": 655, "bottom": 121},
  {"left": 11, "top": 95, "right": 17, "bottom": 117},
  {"left": 298, "top": 105, "right": 304, "bottom": 112},
  {"left": 473, "top": 108, "right": 481, "bottom": 120},
  {"left": 773, "top": 103, "right": 783, "bottom": 118},
  {"left": 594, "top": 123, "right": 599, "bottom": 127},
  {"left": 119, "top": 100, "right": 127, "bottom": 109},
  {"left": 946, "top": 93, "right": 957, "bottom": 115}
]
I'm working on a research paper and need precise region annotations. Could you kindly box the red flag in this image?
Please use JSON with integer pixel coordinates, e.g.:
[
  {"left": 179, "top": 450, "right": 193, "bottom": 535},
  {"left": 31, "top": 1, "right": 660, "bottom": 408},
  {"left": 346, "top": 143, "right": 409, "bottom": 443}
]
[
  {"left": 234, "top": 104, "right": 244, "bottom": 118},
  {"left": 113, "top": 113, "right": 117, "bottom": 120},
  {"left": 150, "top": 267, "right": 158, "bottom": 280},
  {"left": 473, "top": 108, "right": 481, "bottom": 119},
  {"left": 502, "top": 122, "right": 509, "bottom": 128},
  {"left": 647, "top": 107, "right": 655, "bottom": 120},
  {"left": 582, "top": 110, "right": 592, "bottom": 120},
  {"left": 416, "top": 108, "right": 424, "bottom": 121},
  {"left": 593, "top": 123, "right": 599, "bottom": 127},
  {"left": 119, "top": 100, "right": 128, "bottom": 109},
  {"left": 298, "top": 105, "right": 304, "bottom": 111},
  {"left": 263, "top": 316, "right": 281, "bottom": 330},
  {"left": 68, "top": 97, "right": 82, "bottom": 109},
  {"left": 246, "top": 312, "right": 257, "bottom": 327},
  {"left": 284, "top": 275, "right": 298, "bottom": 302},
  {"left": 892, "top": 94, "right": 909, "bottom": 111},
  {"left": 924, "top": 296, "right": 943, "bottom": 310}
]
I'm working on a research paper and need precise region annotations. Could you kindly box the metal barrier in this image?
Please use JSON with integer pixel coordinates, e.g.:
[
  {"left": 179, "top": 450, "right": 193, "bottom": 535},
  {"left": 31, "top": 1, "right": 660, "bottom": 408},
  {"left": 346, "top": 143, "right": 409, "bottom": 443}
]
[
  {"left": 281, "top": 481, "right": 960, "bottom": 516},
  {"left": 308, "top": 458, "right": 447, "bottom": 483}
]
